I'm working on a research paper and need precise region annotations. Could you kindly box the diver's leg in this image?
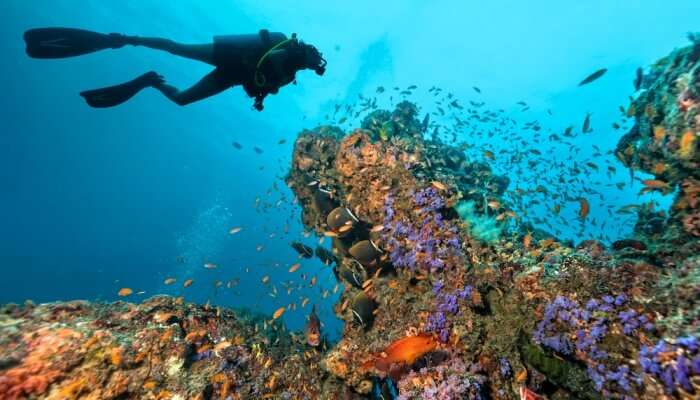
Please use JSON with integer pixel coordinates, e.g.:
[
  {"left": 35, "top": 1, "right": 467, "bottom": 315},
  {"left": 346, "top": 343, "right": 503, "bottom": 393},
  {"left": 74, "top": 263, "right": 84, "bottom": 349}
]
[
  {"left": 125, "top": 36, "right": 215, "bottom": 65},
  {"left": 153, "top": 68, "right": 233, "bottom": 106}
]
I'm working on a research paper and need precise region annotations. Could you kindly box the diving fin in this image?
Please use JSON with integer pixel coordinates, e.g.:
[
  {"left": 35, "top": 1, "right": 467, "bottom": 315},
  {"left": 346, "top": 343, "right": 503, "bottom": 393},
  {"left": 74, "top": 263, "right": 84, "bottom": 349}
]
[
  {"left": 24, "top": 27, "right": 128, "bottom": 59},
  {"left": 79, "top": 72, "right": 163, "bottom": 108}
]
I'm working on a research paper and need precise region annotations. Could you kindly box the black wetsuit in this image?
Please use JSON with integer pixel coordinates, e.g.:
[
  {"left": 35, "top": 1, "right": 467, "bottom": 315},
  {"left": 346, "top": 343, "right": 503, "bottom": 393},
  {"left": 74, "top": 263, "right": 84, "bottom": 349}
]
[{"left": 212, "top": 30, "right": 297, "bottom": 109}]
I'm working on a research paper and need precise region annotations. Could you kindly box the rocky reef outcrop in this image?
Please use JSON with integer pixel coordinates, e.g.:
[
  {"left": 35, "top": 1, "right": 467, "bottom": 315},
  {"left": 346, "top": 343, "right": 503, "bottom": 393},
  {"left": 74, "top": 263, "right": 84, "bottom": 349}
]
[
  {"left": 284, "top": 42, "right": 699, "bottom": 397},
  {"left": 616, "top": 38, "right": 700, "bottom": 263},
  {"left": 0, "top": 296, "right": 339, "bottom": 400}
]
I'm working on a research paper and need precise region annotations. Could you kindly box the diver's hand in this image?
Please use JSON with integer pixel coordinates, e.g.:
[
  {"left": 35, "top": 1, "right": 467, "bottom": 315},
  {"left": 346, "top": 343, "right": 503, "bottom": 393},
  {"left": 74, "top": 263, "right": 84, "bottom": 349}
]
[
  {"left": 143, "top": 71, "right": 165, "bottom": 87},
  {"left": 253, "top": 96, "right": 265, "bottom": 111}
]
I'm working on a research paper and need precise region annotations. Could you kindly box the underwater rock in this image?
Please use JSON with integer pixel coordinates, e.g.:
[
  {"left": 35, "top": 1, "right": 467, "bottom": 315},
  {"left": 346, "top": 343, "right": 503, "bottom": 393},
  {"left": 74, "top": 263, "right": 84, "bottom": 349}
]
[
  {"left": 615, "top": 37, "right": 700, "bottom": 266},
  {"left": 611, "top": 238, "right": 647, "bottom": 251},
  {"left": 286, "top": 93, "right": 700, "bottom": 399},
  {"left": 5, "top": 41, "right": 700, "bottom": 400}
]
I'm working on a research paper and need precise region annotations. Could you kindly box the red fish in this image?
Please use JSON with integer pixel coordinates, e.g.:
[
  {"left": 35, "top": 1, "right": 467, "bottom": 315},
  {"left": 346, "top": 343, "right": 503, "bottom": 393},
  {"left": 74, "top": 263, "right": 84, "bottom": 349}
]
[
  {"left": 365, "top": 334, "right": 438, "bottom": 375},
  {"left": 520, "top": 386, "right": 544, "bottom": 400},
  {"left": 306, "top": 305, "right": 321, "bottom": 347}
]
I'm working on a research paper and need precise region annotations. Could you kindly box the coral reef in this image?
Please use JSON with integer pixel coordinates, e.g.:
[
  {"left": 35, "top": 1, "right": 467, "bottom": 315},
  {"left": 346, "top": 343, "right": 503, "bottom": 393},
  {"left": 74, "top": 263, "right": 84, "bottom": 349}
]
[
  {"left": 2, "top": 40, "right": 700, "bottom": 400},
  {"left": 615, "top": 39, "right": 700, "bottom": 264},
  {"left": 282, "top": 43, "right": 700, "bottom": 397},
  {"left": 0, "top": 297, "right": 337, "bottom": 400}
]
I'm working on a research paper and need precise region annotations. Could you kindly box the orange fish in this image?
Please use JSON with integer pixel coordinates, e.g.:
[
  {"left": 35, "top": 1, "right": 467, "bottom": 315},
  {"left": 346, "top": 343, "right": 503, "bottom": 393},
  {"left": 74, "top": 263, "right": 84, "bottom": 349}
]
[
  {"left": 338, "top": 224, "right": 353, "bottom": 234},
  {"left": 642, "top": 179, "right": 668, "bottom": 189},
  {"left": 118, "top": 287, "right": 133, "bottom": 297},
  {"left": 370, "top": 334, "right": 438, "bottom": 373},
  {"left": 183, "top": 279, "right": 194, "bottom": 288},
  {"left": 163, "top": 278, "right": 176, "bottom": 285},
  {"left": 213, "top": 340, "right": 231, "bottom": 353},
  {"left": 679, "top": 130, "right": 696, "bottom": 159},
  {"left": 523, "top": 231, "right": 532, "bottom": 249},
  {"left": 578, "top": 198, "right": 590, "bottom": 219},
  {"left": 288, "top": 263, "right": 301, "bottom": 273},
  {"left": 431, "top": 181, "right": 447, "bottom": 191},
  {"left": 642, "top": 179, "right": 669, "bottom": 189},
  {"left": 653, "top": 125, "right": 666, "bottom": 142},
  {"left": 272, "top": 307, "right": 286, "bottom": 320},
  {"left": 640, "top": 179, "right": 671, "bottom": 194},
  {"left": 305, "top": 305, "right": 321, "bottom": 347}
]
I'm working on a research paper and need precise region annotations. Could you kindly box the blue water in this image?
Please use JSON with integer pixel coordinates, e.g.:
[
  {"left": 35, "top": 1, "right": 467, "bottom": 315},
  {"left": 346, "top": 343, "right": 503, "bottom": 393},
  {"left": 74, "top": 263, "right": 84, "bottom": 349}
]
[{"left": 1, "top": 1, "right": 698, "bottom": 339}]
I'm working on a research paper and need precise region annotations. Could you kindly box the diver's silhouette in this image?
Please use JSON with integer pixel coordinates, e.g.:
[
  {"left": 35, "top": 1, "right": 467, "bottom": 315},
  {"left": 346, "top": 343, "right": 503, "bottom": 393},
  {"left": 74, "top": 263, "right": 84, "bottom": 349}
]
[{"left": 24, "top": 28, "right": 326, "bottom": 111}]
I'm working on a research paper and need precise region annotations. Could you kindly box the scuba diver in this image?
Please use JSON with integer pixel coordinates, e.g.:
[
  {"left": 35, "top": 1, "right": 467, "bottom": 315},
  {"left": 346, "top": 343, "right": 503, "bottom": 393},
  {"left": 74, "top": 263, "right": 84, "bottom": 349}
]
[{"left": 23, "top": 27, "right": 326, "bottom": 111}]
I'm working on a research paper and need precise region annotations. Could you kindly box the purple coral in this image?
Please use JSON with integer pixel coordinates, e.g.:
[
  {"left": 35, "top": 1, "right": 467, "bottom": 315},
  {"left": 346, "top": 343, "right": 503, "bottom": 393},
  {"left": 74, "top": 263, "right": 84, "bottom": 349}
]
[
  {"left": 499, "top": 358, "right": 512, "bottom": 378},
  {"left": 432, "top": 280, "right": 445, "bottom": 294},
  {"left": 639, "top": 336, "right": 699, "bottom": 394},
  {"left": 382, "top": 191, "right": 462, "bottom": 272},
  {"left": 425, "top": 285, "right": 476, "bottom": 343},
  {"left": 413, "top": 187, "right": 445, "bottom": 212},
  {"left": 425, "top": 311, "right": 449, "bottom": 342},
  {"left": 457, "top": 285, "right": 473, "bottom": 300},
  {"left": 533, "top": 294, "right": 659, "bottom": 395},
  {"left": 396, "top": 356, "right": 486, "bottom": 400}
]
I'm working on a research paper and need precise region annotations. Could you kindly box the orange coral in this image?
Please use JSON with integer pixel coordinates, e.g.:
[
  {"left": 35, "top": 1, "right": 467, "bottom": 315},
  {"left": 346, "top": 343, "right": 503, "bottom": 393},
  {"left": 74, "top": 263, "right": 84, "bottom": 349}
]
[
  {"left": 109, "top": 346, "right": 123, "bottom": 366},
  {"left": 0, "top": 328, "right": 83, "bottom": 399}
]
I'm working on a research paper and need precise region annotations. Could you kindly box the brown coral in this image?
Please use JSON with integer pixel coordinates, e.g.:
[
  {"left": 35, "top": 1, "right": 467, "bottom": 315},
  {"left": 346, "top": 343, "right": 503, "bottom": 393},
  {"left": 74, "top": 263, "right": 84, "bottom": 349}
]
[{"left": 682, "top": 212, "right": 700, "bottom": 236}]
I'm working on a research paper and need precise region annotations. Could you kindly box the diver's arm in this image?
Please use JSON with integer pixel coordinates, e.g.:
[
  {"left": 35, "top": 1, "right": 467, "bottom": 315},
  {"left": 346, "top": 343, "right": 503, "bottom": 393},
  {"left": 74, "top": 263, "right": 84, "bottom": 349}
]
[
  {"left": 243, "top": 82, "right": 269, "bottom": 111},
  {"left": 154, "top": 68, "right": 233, "bottom": 106},
  {"left": 254, "top": 93, "right": 266, "bottom": 111},
  {"left": 244, "top": 50, "right": 295, "bottom": 111}
]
